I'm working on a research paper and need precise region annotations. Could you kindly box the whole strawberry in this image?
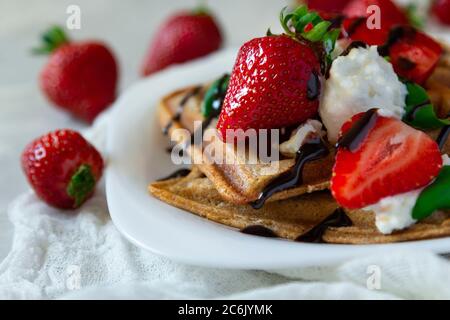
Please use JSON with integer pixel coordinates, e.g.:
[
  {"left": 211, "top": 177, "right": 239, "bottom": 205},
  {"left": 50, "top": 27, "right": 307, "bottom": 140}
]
[
  {"left": 217, "top": 35, "right": 321, "bottom": 139},
  {"left": 432, "top": 0, "right": 450, "bottom": 25},
  {"left": 21, "top": 130, "right": 104, "bottom": 209},
  {"left": 37, "top": 26, "right": 118, "bottom": 123},
  {"left": 216, "top": 6, "right": 340, "bottom": 141},
  {"left": 141, "top": 9, "right": 223, "bottom": 76}
]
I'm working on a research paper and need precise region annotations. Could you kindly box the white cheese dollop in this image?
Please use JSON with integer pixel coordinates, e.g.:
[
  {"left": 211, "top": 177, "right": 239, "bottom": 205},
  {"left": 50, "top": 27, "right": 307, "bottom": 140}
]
[
  {"left": 279, "top": 119, "right": 324, "bottom": 157},
  {"left": 320, "top": 46, "right": 408, "bottom": 143},
  {"left": 366, "top": 154, "right": 450, "bottom": 234}
]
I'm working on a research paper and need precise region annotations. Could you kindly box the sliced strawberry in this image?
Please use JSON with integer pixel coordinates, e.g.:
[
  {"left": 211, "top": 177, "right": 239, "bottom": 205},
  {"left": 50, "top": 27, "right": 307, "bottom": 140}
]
[
  {"left": 342, "top": 0, "right": 408, "bottom": 45},
  {"left": 379, "top": 27, "right": 443, "bottom": 85},
  {"left": 331, "top": 111, "right": 443, "bottom": 209}
]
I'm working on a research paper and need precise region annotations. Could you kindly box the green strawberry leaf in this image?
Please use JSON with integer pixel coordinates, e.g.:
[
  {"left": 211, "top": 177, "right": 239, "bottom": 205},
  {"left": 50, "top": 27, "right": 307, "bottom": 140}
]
[
  {"left": 406, "top": 4, "right": 425, "bottom": 29},
  {"left": 403, "top": 82, "right": 450, "bottom": 129},
  {"left": 412, "top": 166, "right": 450, "bottom": 220}
]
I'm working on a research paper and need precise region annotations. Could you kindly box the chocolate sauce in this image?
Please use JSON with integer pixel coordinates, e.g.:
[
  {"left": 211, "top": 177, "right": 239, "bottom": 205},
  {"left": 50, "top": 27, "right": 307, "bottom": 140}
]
[
  {"left": 340, "top": 41, "right": 367, "bottom": 57},
  {"left": 378, "top": 26, "right": 416, "bottom": 57},
  {"left": 336, "top": 108, "right": 379, "bottom": 152},
  {"left": 307, "top": 71, "right": 321, "bottom": 101},
  {"left": 397, "top": 57, "right": 417, "bottom": 71},
  {"left": 345, "top": 17, "right": 365, "bottom": 37},
  {"left": 295, "top": 207, "right": 353, "bottom": 243},
  {"left": 437, "top": 125, "right": 450, "bottom": 151},
  {"left": 157, "top": 168, "right": 191, "bottom": 181},
  {"left": 251, "top": 137, "right": 329, "bottom": 209},
  {"left": 241, "top": 225, "right": 278, "bottom": 238},
  {"left": 405, "top": 100, "right": 431, "bottom": 122},
  {"left": 163, "top": 86, "right": 202, "bottom": 135}
]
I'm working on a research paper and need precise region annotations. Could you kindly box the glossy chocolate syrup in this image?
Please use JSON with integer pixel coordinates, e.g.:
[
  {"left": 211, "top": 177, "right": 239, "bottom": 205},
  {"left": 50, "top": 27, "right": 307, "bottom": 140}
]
[
  {"left": 163, "top": 86, "right": 202, "bottom": 135},
  {"left": 405, "top": 100, "right": 432, "bottom": 122},
  {"left": 307, "top": 71, "right": 321, "bottom": 101},
  {"left": 437, "top": 125, "right": 450, "bottom": 151},
  {"left": 336, "top": 108, "right": 379, "bottom": 152},
  {"left": 340, "top": 41, "right": 367, "bottom": 57},
  {"left": 251, "top": 137, "right": 329, "bottom": 209},
  {"left": 345, "top": 17, "right": 365, "bottom": 37},
  {"left": 397, "top": 57, "right": 417, "bottom": 71},
  {"left": 157, "top": 168, "right": 191, "bottom": 181},
  {"left": 378, "top": 26, "right": 417, "bottom": 57},
  {"left": 241, "top": 225, "right": 278, "bottom": 238},
  {"left": 295, "top": 207, "right": 353, "bottom": 243}
]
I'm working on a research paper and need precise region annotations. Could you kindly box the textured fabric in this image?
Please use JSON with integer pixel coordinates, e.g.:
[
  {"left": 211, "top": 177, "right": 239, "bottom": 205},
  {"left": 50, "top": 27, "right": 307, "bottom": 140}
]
[{"left": 0, "top": 115, "right": 450, "bottom": 300}]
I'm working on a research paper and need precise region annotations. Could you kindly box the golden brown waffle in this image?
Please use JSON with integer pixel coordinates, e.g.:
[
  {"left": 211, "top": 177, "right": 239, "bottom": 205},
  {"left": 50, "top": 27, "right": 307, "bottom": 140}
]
[
  {"left": 158, "top": 85, "right": 332, "bottom": 204},
  {"left": 426, "top": 45, "right": 450, "bottom": 118},
  {"left": 149, "top": 171, "right": 450, "bottom": 244}
]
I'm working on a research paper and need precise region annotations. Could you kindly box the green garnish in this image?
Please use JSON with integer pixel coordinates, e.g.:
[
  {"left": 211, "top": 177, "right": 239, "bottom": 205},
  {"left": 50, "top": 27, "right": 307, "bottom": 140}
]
[
  {"left": 412, "top": 166, "right": 450, "bottom": 220},
  {"left": 403, "top": 82, "right": 450, "bottom": 129},
  {"left": 201, "top": 74, "right": 230, "bottom": 118},
  {"left": 279, "top": 5, "right": 340, "bottom": 73}
]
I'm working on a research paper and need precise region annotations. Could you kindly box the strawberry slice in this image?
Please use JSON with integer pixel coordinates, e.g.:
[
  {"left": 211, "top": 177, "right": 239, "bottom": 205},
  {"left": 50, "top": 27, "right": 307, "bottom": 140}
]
[
  {"left": 342, "top": 0, "right": 409, "bottom": 45},
  {"left": 379, "top": 27, "right": 443, "bottom": 85},
  {"left": 331, "top": 110, "right": 443, "bottom": 209}
]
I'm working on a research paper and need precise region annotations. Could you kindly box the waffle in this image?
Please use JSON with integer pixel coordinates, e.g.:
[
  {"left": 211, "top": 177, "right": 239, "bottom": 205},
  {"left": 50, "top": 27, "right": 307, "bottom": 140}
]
[
  {"left": 149, "top": 48, "right": 450, "bottom": 243},
  {"left": 149, "top": 169, "right": 450, "bottom": 244}
]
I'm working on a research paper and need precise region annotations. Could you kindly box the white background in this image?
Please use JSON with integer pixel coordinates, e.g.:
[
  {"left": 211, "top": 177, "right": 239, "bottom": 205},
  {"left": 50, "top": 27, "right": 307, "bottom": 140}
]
[{"left": 0, "top": 0, "right": 286, "bottom": 260}]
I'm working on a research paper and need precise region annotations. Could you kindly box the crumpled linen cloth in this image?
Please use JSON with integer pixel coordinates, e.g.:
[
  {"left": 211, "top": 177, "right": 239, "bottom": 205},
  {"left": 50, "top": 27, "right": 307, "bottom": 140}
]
[{"left": 0, "top": 114, "right": 449, "bottom": 300}]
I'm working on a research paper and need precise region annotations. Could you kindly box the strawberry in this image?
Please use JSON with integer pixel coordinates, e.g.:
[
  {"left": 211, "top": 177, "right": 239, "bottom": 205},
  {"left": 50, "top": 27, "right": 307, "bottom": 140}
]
[
  {"left": 378, "top": 27, "right": 443, "bottom": 85},
  {"left": 216, "top": 35, "right": 321, "bottom": 140},
  {"left": 21, "top": 130, "right": 104, "bottom": 209},
  {"left": 141, "top": 10, "right": 223, "bottom": 76},
  {"left": 331, "top": 110, "right": 443, "bottom": 209},
  {"left": 37, "top": 26, "right": 118, "bottom": 123},
  {"left": 432, "top": 0, "right": 450, "bottom": 25},
  {"left": 342, "top": 0, "right": 409, "bottom": 45}
]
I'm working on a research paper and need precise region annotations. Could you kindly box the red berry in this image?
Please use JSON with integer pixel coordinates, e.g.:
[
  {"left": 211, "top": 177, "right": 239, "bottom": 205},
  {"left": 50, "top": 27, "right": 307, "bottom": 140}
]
[
  {"left": 38, "top": 27, "right": 118, "bottom": 123},
  {"left": 381, "top": 27, "right": 443, "bottom": 85},
  {"left": 217, "top": 35, "right": 321, "bottom": 140},
  {"left": 307, "top": 0, "right": 352, "bottom": 18},
  {"left": 141, "top": 11, "right": 223, "bottom": 76},
  {"left": 331, "top": 112, "right": 443, "bottom": 209},
  {"left": 432, "top": 0, "right": 450, "bottom": 25},
  {"left": 21, "top": 130, "right": 104, "bottom": 209},
  {"left": 342, "top": 0, "right": 409, "bottom": 45}
]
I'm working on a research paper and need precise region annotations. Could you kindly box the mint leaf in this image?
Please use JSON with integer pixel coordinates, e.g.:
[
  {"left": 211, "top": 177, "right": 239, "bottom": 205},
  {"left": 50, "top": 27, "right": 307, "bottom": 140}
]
[
  {"left": 412, "top": 166, "right": 450, "bottom": 220},
  {"left": 403, "top": 82, "right": 450, "bottom": 129}
]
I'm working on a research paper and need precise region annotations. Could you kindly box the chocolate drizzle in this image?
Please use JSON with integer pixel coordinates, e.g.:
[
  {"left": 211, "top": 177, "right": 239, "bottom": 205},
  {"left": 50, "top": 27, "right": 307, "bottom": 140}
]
[
  {"left": 163, "top": 86, "right": 202, "bottom": 135},
  {"left": 397, "top": 57, "right": 417, "bottom": 71},
  {"left": 157, "top": 168, "right": 191, "bottom": 181},
  {"left": 295, "top": 207, "right": 353, "bottom": 243},
  {"left": 437, "top": 125, "right": 450, "bottom": 151},
  {"left": 307, "top": 71, "right": 321, "bottom": 101},
  {"left": 251, "top": 137, "right": 329, "bottom": 209},
  {"left": 405, "top": 100, "right": 431, "bottom": 122},
  {"left": 340, "top": 41, "right": 367, "bottom": 57},
  {"left": 336, "top": 108, "right": 379, "bottom": 152},
  {"left": 345, "top": 17, "right": 365, "bottom": 37},
  {"left": 241, "top": 225, "right": 278, "bottom": 238},
  {"left": 378, "top": 26, "right": 417, "bottom": 57}
]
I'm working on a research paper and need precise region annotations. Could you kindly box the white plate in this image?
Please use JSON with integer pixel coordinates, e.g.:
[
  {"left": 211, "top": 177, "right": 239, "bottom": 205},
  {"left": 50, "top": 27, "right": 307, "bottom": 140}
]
[{"left": 106, "top": 48, "right": 450, "bottom": 269}]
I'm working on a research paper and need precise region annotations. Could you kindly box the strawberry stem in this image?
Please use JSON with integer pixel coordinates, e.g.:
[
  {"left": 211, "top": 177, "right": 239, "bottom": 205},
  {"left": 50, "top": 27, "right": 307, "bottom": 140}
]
[
  {"left": 33, "top": 26, "right": 70, "bottom": 55},
  {"left": 67, "top": 164, "right": 96, "bottom": 208}
]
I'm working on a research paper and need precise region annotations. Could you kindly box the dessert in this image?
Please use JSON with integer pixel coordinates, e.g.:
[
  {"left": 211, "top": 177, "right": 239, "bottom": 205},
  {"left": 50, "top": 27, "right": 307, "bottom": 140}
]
[{"left": 149, "top": 4, "right": 450, "bottom": 244}]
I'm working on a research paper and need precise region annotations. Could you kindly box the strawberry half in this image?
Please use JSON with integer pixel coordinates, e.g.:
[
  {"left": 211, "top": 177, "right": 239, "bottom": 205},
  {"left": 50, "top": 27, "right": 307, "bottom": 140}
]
[
  {"left": 379, "top": 27, "right": 443, "bottom": 85},
  {"left": 217, "top": 35, "right": 321, "bottom": 140},
  {"left": 342, "top": 0, "right": 409, "bottom": 45},
  {"left": 331, "top": 110, "right": 443, "bottom": 209}
]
